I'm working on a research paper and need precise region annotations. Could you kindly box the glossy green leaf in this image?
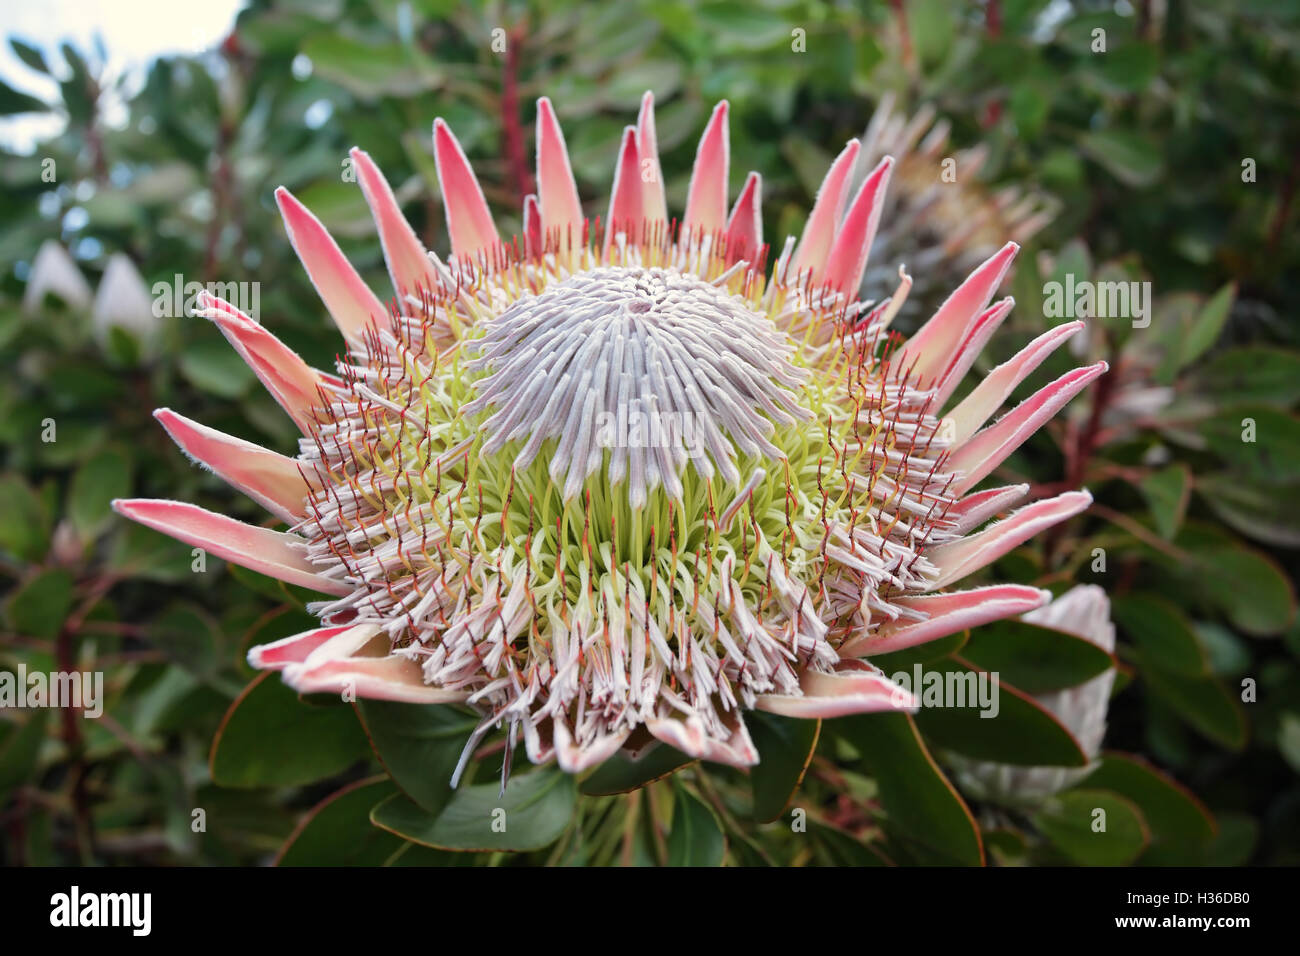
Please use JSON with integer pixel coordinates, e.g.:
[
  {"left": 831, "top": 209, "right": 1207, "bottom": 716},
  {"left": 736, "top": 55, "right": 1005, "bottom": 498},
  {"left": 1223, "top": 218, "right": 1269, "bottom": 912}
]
[
  {"left": 840, "top": 712, "right": 983, "bottom": 866},
  {"left": 277, "top": 777, "right": 405, "bottom": 866},
  {"left": 355, "top": 700, "right": 478, "bottom": 815},
  {"left": 210, "top": 673, "right": 370, "bottom": 787},
  {"left": 748, "top": 711, "right": 819, "bottom": 822},
  {"left": 580, "top": 743, "right": 693, "bottom": 796},
  {"left": 1079, "top": 752, "right": 1215, "bottom": 846},
  {"left": 808, "top": 821, "right": 890, "bottom": 866},
  {"left": 371, "top": 768, "right": 576, "bottom": 853},
  {"left": 911, "top": 659, "right": 1089, "bottom": 767},
  {"left": 960, "top": 620, "right": 1114, "bottom": 693},
  {"left": 1034, "top": 789, "right": 1149, "bottom": 865},
  {"left": 667, "top": 785, "right": 726, "bottom": 866}
]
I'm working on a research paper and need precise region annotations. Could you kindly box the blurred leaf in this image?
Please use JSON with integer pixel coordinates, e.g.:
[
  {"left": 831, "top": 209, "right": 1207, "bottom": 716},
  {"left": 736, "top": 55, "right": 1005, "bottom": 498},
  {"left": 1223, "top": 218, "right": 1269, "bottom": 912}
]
[
  {"left": 1112, "top": 593, "right": 1208, "bottom": 677},
  {"left": 748, "top": 712, "right": 819, "bottom": 822},
  {"left": 355, "top": 700, "right": 478, "bottom": 815},
  {"left": 1135, "top": 651, "right": 1247, "bottom": 750},
  {"left": 276, "top": 776, "right": 405, "bottom": 866},
  {"left": 1177, "top": 282, "right": 1235, "bottom": 369},
  {"left": 1196, "top": 473, "right": 1300, "bottom": 548},
  {"left": 1198, "top": 405, "right": 1300, "bottom": 483},
  {"left": 840, "top": 712, "right": 983, "bottom": 866},
  {"left": 210, "top": 673, "right": 369, "bottom": 787},
  {"left": 10, "top": 38, "right": 50, "bottom": 75},
  {"left": 667, "top": 785, "right": 725, "bottom": 866},
  {"left": 301, "top": 33, "right": 442, "bottom": 100},
  {"left": 1034, "top": 789, "right": 1148, "bottom": 865},
  {"left": 0, "top": 474, "right": 50, "bottom": 562},
  {"left": 0, "top": 711, "right": 49, "bottom": 800},
  {"left": 1195, "top": 347, "right": 1300, "bottom": 408},
  {"left": 1174, "top": 524, "right": 1297, "bottom": 636},
  {"left": 68, "top": 446, "right": 131, "bottom": 539},
  {"left": 1077, "top": 130, "right": 1162, "bottom": 187},
  {"left": 0, "top": 77, "right": 46, "bottom": 115},
  {"left": 1138, "top": 464, "right": 1190, "bottom": 540},
  {"left": 6, "top": 568, "right": 74, "bottom": 640},
  {"left": 371, "top": 768, "right": 576, "bottom": 852}
]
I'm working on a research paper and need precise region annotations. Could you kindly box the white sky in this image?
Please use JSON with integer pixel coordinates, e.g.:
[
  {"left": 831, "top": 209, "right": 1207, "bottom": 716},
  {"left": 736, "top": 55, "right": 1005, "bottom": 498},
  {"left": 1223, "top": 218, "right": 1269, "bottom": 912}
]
[{"left": 0, "top": 0, "right": 245, "bottom": 151}]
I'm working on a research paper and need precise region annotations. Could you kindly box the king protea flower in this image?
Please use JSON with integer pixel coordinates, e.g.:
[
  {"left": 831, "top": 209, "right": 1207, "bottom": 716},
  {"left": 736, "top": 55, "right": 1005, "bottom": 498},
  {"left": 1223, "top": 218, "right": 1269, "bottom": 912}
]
[{"left": 113, "top": 92, "right": 1105, "bottom": 779}]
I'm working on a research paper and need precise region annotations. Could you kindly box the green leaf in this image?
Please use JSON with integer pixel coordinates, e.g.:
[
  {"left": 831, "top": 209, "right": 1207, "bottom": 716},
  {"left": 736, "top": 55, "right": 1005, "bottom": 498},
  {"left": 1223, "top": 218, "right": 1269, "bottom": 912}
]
[
  {"left": 960, "top": 620, "right": 1114, "bottom": 694},
  {"left": 808, "top": 821, "right": 890, "bottom": 866},
  {"left": 179, "top": 336, "right": 256, "bottom": 399},
  {"left": 1174, "top": 526, "right": 1297, "bottom": 635},
  {"left": 1195, "top": 347, "right": 1300, "bottom": 408},
  {"left": 276, "top": 777, "right": 405, "bottom": 866},
  {"left": 1135, "top": 651, "right": 1246, "bottom": 750},
  {"left": 1198, "top": 404, "right": 1300, "bottom": 482},
  {"left": 0, "top": 474, "right": 50, "bottom": 562},
  {"left": 1078, "top": 130, "right": 1163, "bottom": 187},
  {"left": 301, "top": 33, "right": 442, "bottom": 101},
  {"left": 1112, "top": 593, "right": 1208, "bottom": 676},
  {"left": 1139, "top": 464, "right": 1190, "bottom": 540},
  {"left": 371, "top": 768, "right": 576, "bottom": 852},
  {"left": 355, "top": 700, "right": 478, "bottom": 815},
  {"left": 0, "top": 77, "right": 46, "bottom": 115},
  {"left": 748, "top": 712, "right": 819, "bottom": 822},
  {"left": 0, "top": 710, "right": 49, "bottom": 800},
  {"left": 210, "top": 673, "right": 370, "bottom": 787},
  {"left": 6, "top": 569, "right": 74, "bottom": 640},
  {"left": 1177, "top": 282, "right": 1235, "bottom": 369},
  {"left": 911, "top": 659, "right": 1089, "bottom": 767},
  {"left": 580, "top": 744, "right": 694, "bottom": 796},
  {"left": 10, "top": 38, "right": 50, "bottom": 74},
  {"left": 1034, "top": 789, "right": 1149, "bottom": 865},
  {"left": 1196, "top": 473, "right": 1300, "bottom": 548},
  {"left": 868, "top": 630, "right": 969, "bottom": 673},
  {"left": 667, "top": 785, "right": 726, "bottom": 866},
  {"left": 68, "top": 447, "right": 132, "bottom": 539},
  {"left": 1079, "top": 752, "right": 1214, "bottom": 847},
  {"left": 840, "top": 712, "right": 983, "bottom": 866}
]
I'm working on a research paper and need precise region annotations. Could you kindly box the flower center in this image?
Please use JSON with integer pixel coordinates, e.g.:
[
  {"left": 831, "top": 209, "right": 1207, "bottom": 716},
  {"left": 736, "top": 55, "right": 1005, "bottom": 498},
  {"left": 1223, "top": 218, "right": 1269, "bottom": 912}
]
[{"left": 464, "top": 266, "right": 811, "bottom": 507}]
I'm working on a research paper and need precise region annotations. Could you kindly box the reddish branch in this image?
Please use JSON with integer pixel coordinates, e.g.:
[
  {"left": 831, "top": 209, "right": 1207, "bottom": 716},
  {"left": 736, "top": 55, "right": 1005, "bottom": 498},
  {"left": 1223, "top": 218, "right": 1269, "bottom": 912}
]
[{"left": 501, "top": 25, "right": 535, "bottom": 208}]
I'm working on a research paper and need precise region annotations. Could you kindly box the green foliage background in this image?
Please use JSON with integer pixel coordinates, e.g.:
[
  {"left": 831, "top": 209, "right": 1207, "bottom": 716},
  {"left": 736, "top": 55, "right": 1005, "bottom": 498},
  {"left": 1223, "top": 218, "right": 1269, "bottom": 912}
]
[{"left": 1, "top": 0, "right": 1298, "bottom": 866}]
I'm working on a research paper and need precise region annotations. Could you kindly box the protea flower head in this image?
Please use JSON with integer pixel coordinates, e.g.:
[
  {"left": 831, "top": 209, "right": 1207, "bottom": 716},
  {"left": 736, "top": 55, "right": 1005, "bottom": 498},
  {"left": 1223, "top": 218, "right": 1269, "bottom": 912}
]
[
  {"left": 947, "top": 585, "right": 1118, "bottom": 805},
  {"left": 113, "top": 92, "right": 1105, "bottom": 778}
]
